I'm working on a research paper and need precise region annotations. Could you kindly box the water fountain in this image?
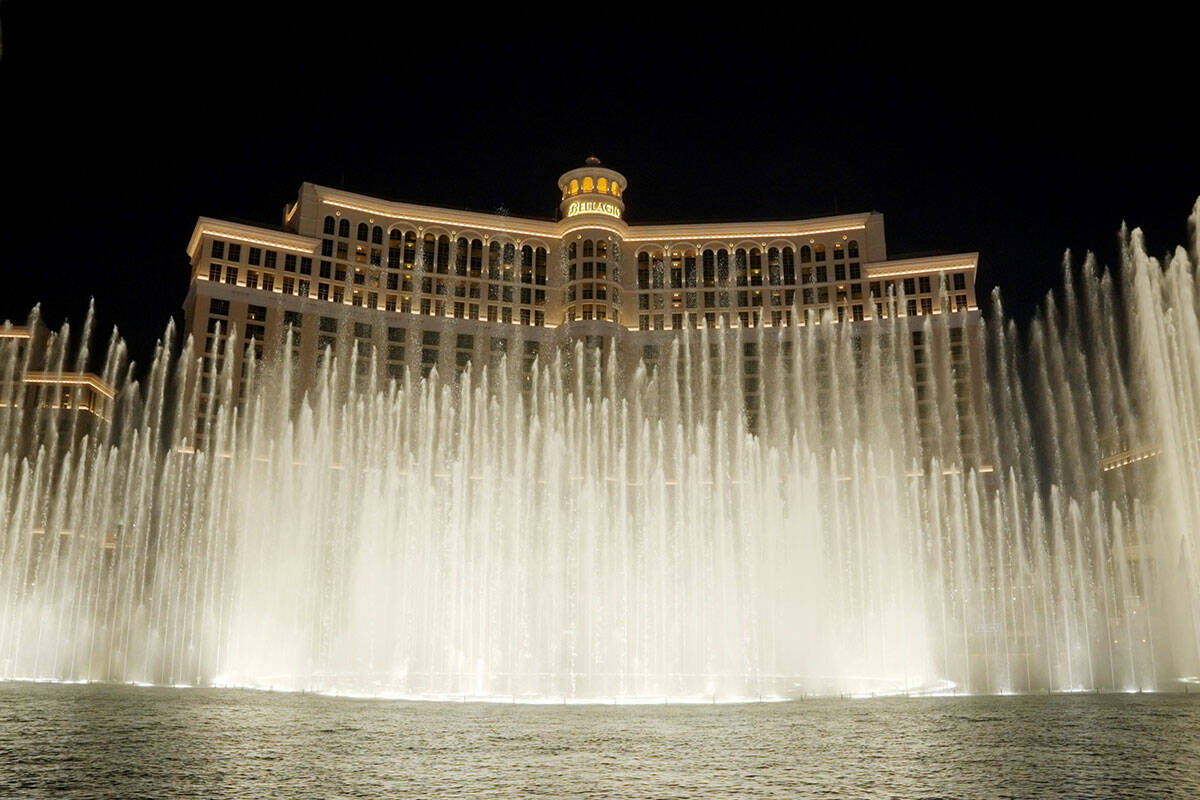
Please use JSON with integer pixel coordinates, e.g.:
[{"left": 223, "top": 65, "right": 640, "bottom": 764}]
[{"left": 1, "top": 203, "right": 1197, "bottom": 701}]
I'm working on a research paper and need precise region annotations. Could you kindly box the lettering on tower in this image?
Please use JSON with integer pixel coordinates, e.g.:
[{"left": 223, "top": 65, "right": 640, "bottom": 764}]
[{"left": 567, "top": 200, "right": 621, "bottom": 220}]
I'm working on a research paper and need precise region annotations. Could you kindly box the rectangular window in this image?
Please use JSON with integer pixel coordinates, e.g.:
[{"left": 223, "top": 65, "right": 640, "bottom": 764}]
[
  {"left": 225, "top": 267, "right": 238, "bottom": 285},
  {"left": 209, "top": 298, "right": 230, "bottom": 316},
  {"left": 211, "top": 240, "right": 225, "bottom": 259},
  {"left": 248, "top": 247, "right": 262, "bottom": 266},
  {"left": 227, "top": 243, "right": 242, "bottom": 262},
  {"left": 300, "top": 257, "right": 313, "bottom": 275},
  {"left": 319, "top": 316, "right": 338, "bottom": 333},
  {"left": 208, "top": 264, "right": 222, "bottom": 281},
  {"left": 265, "top": 251, "right": 278, "bottom": 269},
  {"left": 283, "top": 254, "right": 296, "bottom": 272},
  {"left": 247, "top": 304, "right": 267, "bottom": 322}
]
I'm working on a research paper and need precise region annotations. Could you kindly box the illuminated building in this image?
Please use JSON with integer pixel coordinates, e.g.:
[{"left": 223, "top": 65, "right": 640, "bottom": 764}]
[
  {"left": 183, "top": 158, "right": 983, "bottom": 456},
  {"left": 0, "top": 322, "right": 115, "bottom": 454}
]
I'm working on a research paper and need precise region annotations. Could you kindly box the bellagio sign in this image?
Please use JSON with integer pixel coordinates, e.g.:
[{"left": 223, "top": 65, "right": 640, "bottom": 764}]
[{"left": 566, "top": 200, "right": 621, "bottom": 220}]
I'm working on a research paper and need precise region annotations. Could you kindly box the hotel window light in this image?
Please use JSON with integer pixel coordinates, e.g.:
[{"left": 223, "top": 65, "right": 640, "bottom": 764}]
[
  {"left": 338, "top": 218, "right": 350, "bottom": 237},
  {"left": 597, "top": 177, "right": 608, "bottom": 193},
  {"left": 569, "top": 179, "right": 579, "bottom": 195},
  {"left": 582, "top": 177, "right": 594, "bottom": 192}
]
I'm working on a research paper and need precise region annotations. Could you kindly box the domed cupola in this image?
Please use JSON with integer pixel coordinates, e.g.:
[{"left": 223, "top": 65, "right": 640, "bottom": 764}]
[{"left": 557, "top": 157, "right": 627, "bottom": 222}]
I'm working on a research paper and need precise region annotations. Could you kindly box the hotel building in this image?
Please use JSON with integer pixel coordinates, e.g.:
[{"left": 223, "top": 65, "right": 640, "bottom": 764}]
[
  {"left": 183, "top": 159, "right": 984, "bottom": 457},
  {"left": 1, "top": 322, "right": 115, "bottom": 456}
]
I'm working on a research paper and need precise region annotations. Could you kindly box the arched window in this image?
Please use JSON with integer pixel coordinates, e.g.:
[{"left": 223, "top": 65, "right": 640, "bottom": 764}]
[
  {"left": 388, "top": 229, "right": 403, "bottom": 268},
  {"left": 535, "top": 247, "right": 548, "bottom": 286},
  {"left": 702, "top": 250, "right": 716, "bottom": 286},
  {"left": 403, "top": 232, "right": 416, "bottom": 267},
  {"left": 372, "top": 226, "right": 383, "bottom": 244},
  {"left": 488, "top": 241, "right": 502, "bottom": 280},
  {"left": 455, "top": 237, "right": 469, "bottom": 275},
  {"left": 338, "top": 218, "right": 350, "bottom": 238},
  {"left": 357, "top": 222, "right": 369, "bottom": 241},
  {"left": 569, "top": 179, "right": 579, "bottom": 195},
  {"left": 611, "top": 182, "right": 620, "bottom": 197},
  {"left": 568, "top": 241, "right": 577, "bottom": 259},
  {"left": 324, "top": 216, "right": 336, "bottom": 235},
  {"left": 735, "top": 249, "right": 748, "bottom": 286},
  {"left": 436, "top": 235, "right": 450, "bottom": 274},
  {"left": 848, "top": 239, "right": 860, "bottom": 258},
  {"left": 782, "top": 247, "right": 795, "bottom": 284},
  {"left": 800, "top": 245, "right": 812, "bottom": 263},
  {"left": 582, "top": 176, "right": 594, "bottom": 192},
  {"left": 470, "top": 239, "right": 483, "bottom": 275},
  {"left": 637, "top": 252, "right": 650, "bottom": 289},
  {"left": 422, "top": 233, "right": 436, "bottom": 271},
  {"left": 583, "top": 240, "right": 594, "bottom": 258},
  {"left": 716, "top": 249, "right": 730, "bottom": 283},
  {"left": 749, "top": 248, "right": 762, "bottom": 286},
  {"left": 596, "top": 239, "right": 607, "bottom": 259},
  {"left": 597, "top": 177, "right": 608, "bottom": 193}
]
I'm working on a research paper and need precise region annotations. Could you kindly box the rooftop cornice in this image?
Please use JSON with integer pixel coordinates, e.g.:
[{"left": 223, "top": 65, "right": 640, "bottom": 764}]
[
  {"left": 312, "top": 185, "right": 561, "bottom": 239},
  {"left": 187, "top": 217, "right": 319, "bottom": 259},
  {"left": 866, "top": 252, "right": 980, "bottom": 277},
  {"left": 311, "top": 185, "right": 883, "bottom": 245},
  {"left": 620, "top": 213, "right": 875, "bottom": 244}
]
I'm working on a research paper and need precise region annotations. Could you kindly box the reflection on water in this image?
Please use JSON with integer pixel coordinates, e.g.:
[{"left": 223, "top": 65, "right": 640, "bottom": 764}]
[{"left": 1, "top": 683, "right": 1199, "bottom": 799}]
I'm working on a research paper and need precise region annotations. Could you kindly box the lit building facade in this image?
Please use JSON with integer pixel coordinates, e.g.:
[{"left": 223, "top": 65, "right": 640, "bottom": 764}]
[
  {"left": 1, "top": 322, "right": 115, "bottom": 456},
  {"left": 183, "top": 159, "right": 983, "bottom": 455}
]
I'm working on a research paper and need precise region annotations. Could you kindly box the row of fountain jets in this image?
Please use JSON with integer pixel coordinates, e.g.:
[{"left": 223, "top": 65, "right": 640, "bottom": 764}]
[{"left": 0, "top": 206, "right": 1198, "bottom": 701}]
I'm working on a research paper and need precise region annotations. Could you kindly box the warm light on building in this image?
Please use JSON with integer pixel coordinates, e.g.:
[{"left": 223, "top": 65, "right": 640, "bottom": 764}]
[{"left": 182, "top": 158, "right": 984, "bottom": 453}]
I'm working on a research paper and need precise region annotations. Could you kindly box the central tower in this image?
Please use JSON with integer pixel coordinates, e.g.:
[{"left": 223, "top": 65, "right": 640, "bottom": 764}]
[{"left": 557, "top": 157, "right": 628, "bottom": 329}]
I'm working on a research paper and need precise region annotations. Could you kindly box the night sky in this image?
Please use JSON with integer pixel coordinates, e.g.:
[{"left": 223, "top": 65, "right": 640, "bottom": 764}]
[{"left": 3, "top": 12, "right": 1196, "bottom": 376}]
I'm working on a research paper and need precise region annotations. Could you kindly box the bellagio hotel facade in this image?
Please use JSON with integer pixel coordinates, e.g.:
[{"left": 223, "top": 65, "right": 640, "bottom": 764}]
[{"left": 184, "top": 158, "right": 983, "bottom": 456}]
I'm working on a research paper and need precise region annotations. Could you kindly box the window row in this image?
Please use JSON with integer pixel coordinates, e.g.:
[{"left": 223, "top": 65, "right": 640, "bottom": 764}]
[{"left": 562, "top": 176, "right": 621, "bottom": 198}]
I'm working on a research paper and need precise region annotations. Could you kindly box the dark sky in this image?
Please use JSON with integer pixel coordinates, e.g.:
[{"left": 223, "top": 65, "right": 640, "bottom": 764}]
[{"left": 2, "top": 11, "right": 1196, "bottom": 374}]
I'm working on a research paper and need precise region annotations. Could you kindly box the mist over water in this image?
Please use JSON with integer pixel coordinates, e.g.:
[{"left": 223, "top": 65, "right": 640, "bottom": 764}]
[{"left": 1, "top": 203, "right": 1198, "bottom": 701}]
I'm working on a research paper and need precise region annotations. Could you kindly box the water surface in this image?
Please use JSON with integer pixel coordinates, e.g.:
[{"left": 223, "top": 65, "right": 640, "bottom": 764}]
[{"left": 2, "top": 683, "right": 1198, "bottom": 798}]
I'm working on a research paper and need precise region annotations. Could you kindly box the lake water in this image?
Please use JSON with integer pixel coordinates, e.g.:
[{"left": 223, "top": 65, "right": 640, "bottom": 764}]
[{"left": 1, "top": 683, "right": 1198, "bottom": 798}]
